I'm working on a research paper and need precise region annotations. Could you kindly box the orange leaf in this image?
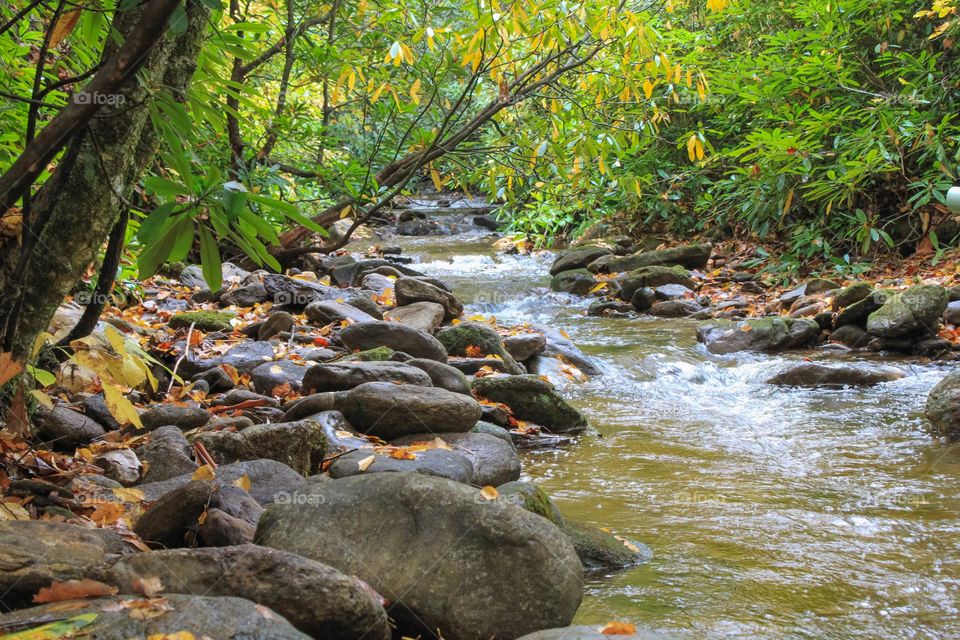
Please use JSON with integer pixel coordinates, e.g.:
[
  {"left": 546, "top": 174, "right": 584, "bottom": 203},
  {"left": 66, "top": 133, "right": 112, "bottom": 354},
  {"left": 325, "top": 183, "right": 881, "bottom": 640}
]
[
  {"left": 33, "top": 579, "right": 117, "bottom": 604},
  {"left": 90, "top": 501, "right": 126, "bottom": 526},
  {"left": 49, "top": 9, "right": 83, "bottom": 49},
  {"left": 479, "top": 486, "right": 499, "bottom": 500},
  {"left": 600, "top": 622, "right": 637, "bottom": 635},
  {"left": 464, "top": 344, "right": 484, "bottom": 358},
  {"left": 0, "top": 351, "right": 22, "bottom": 387}
]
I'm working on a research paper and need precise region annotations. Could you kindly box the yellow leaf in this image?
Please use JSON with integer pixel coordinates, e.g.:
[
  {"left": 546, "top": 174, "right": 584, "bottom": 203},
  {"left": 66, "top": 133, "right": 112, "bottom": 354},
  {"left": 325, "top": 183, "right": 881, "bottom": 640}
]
[
  {"left": 192, "top": 464, "right": 216, "bottom": 481},
  {"left": 102, "top": 383, "right": 143, "bottom": 429},
  {"left": 112, "top": 487, "right": 145, "bottom": 503},
  {"left": 233, "top": 475, "right": 252, "bottom": 491},
  {"left": 357, "top": 454, "right": 376, "bottom": 472},
  {"left": 409, "top": 78, "right": 421, "bottom": 104},
  {"left": 687, "top": 134, "right": 697, "bottom": 161},
  {"left": 480, "top": 485, "right": 499, "bottom": 500},
  {"left": 782, "top": 187, "right": 795, "bottom": 217},
  {"left": 642, "top": 78, "right": 654, "bottom": 98},
  {"left": 430, "top": 168, "right": 443, "bottom": 191},
  {"left": 695, "top": 137, "right": 705, "bottom": 161},
  {"left": 589, "top": 282, "right": 609, "bottom": 293},
  {"left": 29, "top": 389, "right": 54, "bottom": 409}
]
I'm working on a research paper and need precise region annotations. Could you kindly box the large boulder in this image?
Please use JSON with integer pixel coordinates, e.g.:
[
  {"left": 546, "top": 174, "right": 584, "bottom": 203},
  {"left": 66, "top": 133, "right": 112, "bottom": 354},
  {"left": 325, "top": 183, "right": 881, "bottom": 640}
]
[
  {"left": 600, "top": 243, "right": 711, "bottom": 273},
  {"left": 340, "top": 321, "right": 448, "bottom": 361},
  {"left": 193, "top": 419, "right": 327, "bottom": 475},
  {"left": 393, "top": 431, "right": 521, "bottom": 486},
  {"left": 394, "top": 277, "right": 463, "bottom": 320},
  {"left": 302, "top": 360, "right": 432, "bottom": 393},
  {"left": 0, "top": 520, "right": 132, "bottom": 608},
  {"left": 105, "top": 545, "right": 390, "bottom": 640},
  {"left": 696, "top": 317, "right": 820, "bottom": 354},
  {"left": 436, "top": 322, "right": 524, "bottom": 374},
  {"left": 384, "top": 301, "right": 446, "bottom": 333},
  {"left": 866, "top": 285, "right": 948, "bottom": 338},
  {"left": 550, "top": 247, "right": 612, "bottom": 276},
  {"left": 925, "top": 369, "right": 960, "bottom": 440},
  {"left": 338, "top": 382, "right": 482, "bottom": 439},
  {"left": 764, "top": 362, "right": 904, "bottom": 388},
  {"left": 550, "top": 268, "right": 596, "bottom": 295},
  {"left": 472, "top": 374, "right": 588, "bottom": 433},
  {"left": 256, "top": 473, "right": 583, "bottom": 640},
  {"left": 0, "top": 595, "right": 308, "bottom": 639}
]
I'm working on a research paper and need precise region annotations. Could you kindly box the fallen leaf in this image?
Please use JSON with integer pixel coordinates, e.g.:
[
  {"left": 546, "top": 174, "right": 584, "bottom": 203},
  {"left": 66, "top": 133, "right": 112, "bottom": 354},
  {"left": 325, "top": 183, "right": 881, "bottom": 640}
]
[
  {"left": 233, "top": 475, "right": 251, "bottom": 491},
  {"left": 33, "top": 579, "right": 118, "bottom": 604},
  {"left": 133, "top": 576, "right": 165, "bottom": 598},
  {"left": 2, "top": 612, "right": 98, "bottom": 639},
  {"left": 112, "top": 487, "right": 145, "bottom": 503},
  {"left": 147, "top": 633, "right": 195, "bottom": 640},
  {"left": 599, "top": 621, "right": 637, "bottom": 635},
  {"left": 90, "top": 502, "right": 126, "bottom": 526},
  {"left": 0, "top": 351, "right": 23, "bottom": 386},
  {"left": 480, "top": 486, "right": 499, "bottom": 500},
  {"left": 191, "top": 464, "right": 216, "bottom": 481},
  {"left": 357, "top": 454, "right": 376, "bottom": 472}
]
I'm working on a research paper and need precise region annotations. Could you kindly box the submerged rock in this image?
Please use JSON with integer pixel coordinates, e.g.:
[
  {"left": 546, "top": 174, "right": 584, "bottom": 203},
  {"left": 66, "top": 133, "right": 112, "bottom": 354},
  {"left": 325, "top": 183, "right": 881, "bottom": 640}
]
[
  {"left": 765, "top": 362, "right": 904, "bottom": 387},
  {"left": 256, "top": 473, "right": 583, "bottom": 640}
]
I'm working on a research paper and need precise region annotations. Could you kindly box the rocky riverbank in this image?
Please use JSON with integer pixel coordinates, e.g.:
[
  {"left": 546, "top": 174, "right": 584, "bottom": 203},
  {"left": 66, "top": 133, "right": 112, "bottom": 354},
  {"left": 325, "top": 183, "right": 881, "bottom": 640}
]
[{"left": 0, "top": 241, "right": 649, "bottom": 639}]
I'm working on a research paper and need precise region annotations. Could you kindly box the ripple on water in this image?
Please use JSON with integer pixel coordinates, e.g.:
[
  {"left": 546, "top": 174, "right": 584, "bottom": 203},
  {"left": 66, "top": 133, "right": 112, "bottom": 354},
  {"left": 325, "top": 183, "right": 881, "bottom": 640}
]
[{"left": 389, "top": 232, "right": 960, "bottom": 638}]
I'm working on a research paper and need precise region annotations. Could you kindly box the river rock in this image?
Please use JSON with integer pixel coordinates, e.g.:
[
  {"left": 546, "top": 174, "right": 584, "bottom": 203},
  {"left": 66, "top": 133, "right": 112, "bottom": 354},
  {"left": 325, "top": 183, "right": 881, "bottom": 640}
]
[
  {"left": 302, "top": 360, "right": 432, "bottom": 393},
  {"left": 181, "top": 262, "right": 250, "bottom": 290},
  {"left": 328, "top": 447, "right": 475, "bottom": 483},
  {"left": 264, "top": 273, "right": 341, "bottom": 307},
  {"left": 805, "top": 278, "right": 841, "bottom": 294},
  {"left": 0, "top": 595, "right": 308, "bottom": 639},
  {"left": 834, "top": 289, "right": 890, "bottom": 327},
  {"left": 944, "top": 300, "right": 960, "bottom": 325},
  {"left": 137, "top": 459, "right": 306, "bottom": 505},
  {"left": 436, "top": 322, "right": 524, "bottom": 374},
  {"left": 193, "top": 419, "right": 326, "bottom": 475},
  {"left": 551, "top": 268, "right": 596, "bottom": 295},
  {"left": 832, "top": 283, "right": 872, "bottom": 310},
  {"left": 140, "top": 404, "right": 210, "bottom": 431},
  {"left": 340, "top": 320, "right": 448, "bottom": 361},
  {"left": 828, "top": 324, "right": 871, "bottom": 349},
  {"left": 339, "top": 382, "right": 482, "bottom": 438},
  {"left": 256, "top": 473, "right": 583, "bottom": 640},
  {"left": 696, "top": 317, "right": 820, "bottom": 354},
  {"left": 384, "top": 301, "right": 445, "bottom": 333},
  {"left": 34, "top": 405, "right": 106, "bottom": 449},
  {"left": 866, "top": 285, "right": 947, "bottom": 338},
  {"left": 0, "top": 520, "right": 132, "bottom": 608},
  {"left": 305, "top": 299, "right": 376, "bottom": 325},
  {"left": 925, "top": 369, "right": 960, "bottom": 439},
  {"left": 405, "top": 358, "right": 472, "bottom": 394},
  {"left": 765, "top": 362, "right": 904, "bottom": 387},
  {"left": 280, "top": 392, "right": 340, "bottom": 422},
  {"left": 221, "top": 282, "right": 270, "bottom": 307},
  {"left": 393, "top": 431, "right": 520, "bottom": 486},
  {"left": 649, "top": 300, "right": 702, "bottom": 318},
  {"left": 600, "top": 243, "right": 712, "bottom": 273},
  {"left": 81, "top": 392, "right": 121, "bottom": 430},
  {"left": 250, "top": 359, "right": 310, "bottom": 394},
  {"left": 105, "top": 545, "right": 390, "bottom": 640},
  {"left": 564, "top": 519, "right": 650, "bottom": 571},
  {"left": 537, "top": 326, "right": 603, "bottom": 376},
  {"left": 619, "top": 265, "right": 696, "bottom": 301},
  {"left": 550, "top": 247, "right": 612, "bottom": 276},
  {"left": 472, "top": 374, "right": 588, "bottom": 433},
  {"left": 504, "top": 333, "right": 547, "bottom": 361},
  {"left": 94, "top": 449, "right": 141, "bottom": 486},
  {"left": 394, "top": 277, "right": 463, "bottom": 319},
  {"left": 135, "top": 426, "right": 197, "bottom": 482}
]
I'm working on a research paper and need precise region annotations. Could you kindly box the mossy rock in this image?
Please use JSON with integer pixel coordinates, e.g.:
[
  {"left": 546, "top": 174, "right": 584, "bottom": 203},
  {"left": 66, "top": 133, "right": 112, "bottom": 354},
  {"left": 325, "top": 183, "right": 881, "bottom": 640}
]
[
  {"left": 169, "top": 311, "right": 236, "bottom": 332},
  {"left": 498, "top": 481, "right": 564, "bottom": 528},
  {"left": 866, "top": 284, "right": 948, "bottom": 338},
  {"left": 472, "top": 374, "right": 587, "bottom": 433},
  {"left": 342, "top": 346, "right": 397, "bottom": 362},
  {"left": 436, "top": 322, "right": 523, "bottom": 374}
]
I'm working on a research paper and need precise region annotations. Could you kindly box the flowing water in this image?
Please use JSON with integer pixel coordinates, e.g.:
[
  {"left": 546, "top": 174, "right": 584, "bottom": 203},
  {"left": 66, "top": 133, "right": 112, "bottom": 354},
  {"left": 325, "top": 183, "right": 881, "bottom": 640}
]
[{"left": 389, "top": 232, "right": 960, "bottom": 639}]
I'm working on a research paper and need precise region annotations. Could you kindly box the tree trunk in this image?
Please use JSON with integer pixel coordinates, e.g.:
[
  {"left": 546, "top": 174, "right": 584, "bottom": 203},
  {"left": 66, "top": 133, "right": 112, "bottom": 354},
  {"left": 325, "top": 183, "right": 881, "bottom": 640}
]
[{"left": 0, "top": 0, "right": 209, "bottom": 360}]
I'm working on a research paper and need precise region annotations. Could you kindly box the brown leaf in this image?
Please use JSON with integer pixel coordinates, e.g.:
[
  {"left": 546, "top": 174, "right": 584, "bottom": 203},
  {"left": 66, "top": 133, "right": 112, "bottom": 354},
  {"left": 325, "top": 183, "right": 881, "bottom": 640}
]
[
  {"left": 49, "top": 9, "right": 83, "bottom": 49},
  {"left": 90, "top": 501, "right": 126, "bottom": 526},
  {"left": 7, "top": 382, "right": 30, "bottom": 438},
  {"left": 33, "top": 579, "right": 118, "bottom": 603},
  {"left": 132, "top": 576, "right": 165, "bottom": 598}
]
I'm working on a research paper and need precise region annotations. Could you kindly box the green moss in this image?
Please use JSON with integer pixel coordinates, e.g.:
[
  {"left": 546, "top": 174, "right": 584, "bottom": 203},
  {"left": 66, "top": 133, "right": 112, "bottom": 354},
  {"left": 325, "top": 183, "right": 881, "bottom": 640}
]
[
  {"left": 342, "top": 346, "right": 396, "bottom": 361},
  {"left": 498, "top": 481, "right": 565, "bottom": 528},
  {"left": 564, "top": 520, "right": 648, "bottom": 571},
  {"left": 169, "top": 311, "right": 236, "bottom": 332}
]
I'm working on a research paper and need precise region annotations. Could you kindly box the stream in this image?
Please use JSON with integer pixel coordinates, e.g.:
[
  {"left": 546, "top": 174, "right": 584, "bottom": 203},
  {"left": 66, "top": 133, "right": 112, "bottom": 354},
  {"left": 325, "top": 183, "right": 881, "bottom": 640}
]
[{"left": 389, "top": 231, "right": 960, "bottom": 639}]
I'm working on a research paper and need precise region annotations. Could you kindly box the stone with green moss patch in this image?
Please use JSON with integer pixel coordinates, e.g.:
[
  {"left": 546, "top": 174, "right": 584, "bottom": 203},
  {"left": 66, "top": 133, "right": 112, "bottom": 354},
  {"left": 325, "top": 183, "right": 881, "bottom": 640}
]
[
  {"left": 341, "top": 346, "right": 397, "bottom": 362},
  {"left": 169, "top": 311, "right": 236, "bottom": 333}
]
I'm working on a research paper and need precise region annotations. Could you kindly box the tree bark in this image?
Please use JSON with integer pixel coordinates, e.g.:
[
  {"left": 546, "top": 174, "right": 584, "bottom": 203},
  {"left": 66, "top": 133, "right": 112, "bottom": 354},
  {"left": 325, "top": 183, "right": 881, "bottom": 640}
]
[{"left": 0, "top": 0, "right": 209, "bottom": 359}]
